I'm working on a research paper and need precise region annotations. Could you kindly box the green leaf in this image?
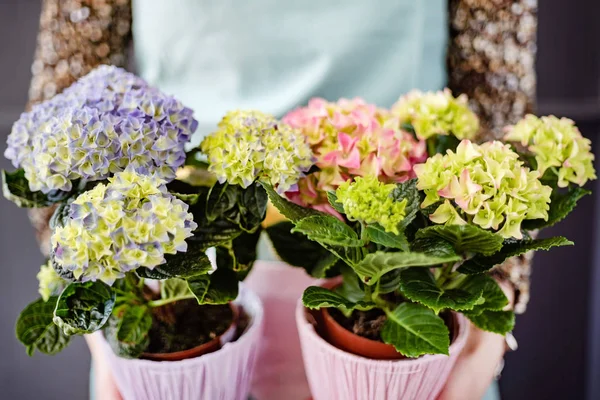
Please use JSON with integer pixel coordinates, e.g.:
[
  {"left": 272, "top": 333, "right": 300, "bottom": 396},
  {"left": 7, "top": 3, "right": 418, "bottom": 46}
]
[
  {"left": 460, "top": 275, "right": 508, "bottom": 312},
  {"left": 16, "top": 297, "right": 71, "bottom": 356},
  {"left": 302, "top": 286, "right": 374, "bottom": 312},
  {"left": 523, "top": 187, "right": 590, "bottom": 230},
  {"left": 410, "top": 237, "right": 458, "bottom": 258},
  {"left": 53, "top": 281, "right": 116, "bottom": 335},
  {"left": 327, "top": 191, "right": 345, "bottom": 214},
  {"left": 354, "top": 251, "right": 461, "bottom": 285},
  {"left": 260, "top": 182, "right": 324, "bottom": 223},
  {"left": 104, "top": 305, "right": 152, "bottom": 358},
  {"left": 458, "top": 236, "right": 574, "bottom": 274},
  {"left": 391, "top": 179, "right": 420, "bottom": 229},
  {"left": 216, "top": 228, "right": 262, "bottom": 280},
  {"left": 136, "top": 240, "right": 214, "bottom": 279},
  {"left": 187, "top": 268, "right": 239, "bottom": 305},
  {"left": 399, "top": 268, "right": 482, "bottom": 313},
  {"left": 292, "top": 215, "right": 363, "bottom": 247},
  {"left": 266, "top": 221, "right": 339, "bottom": 278},
  {"left": 2, "top": 169, "right": 55, "bottom": 207},
  {"left": 160, "top": 278, "right": 193, "bottom": 301},
  {"left": 365, "top": 224, "right": 409, "bottom": 251},
  {"left": 415, "top": 225, "right": 504, "bottom": 256},
  {"left": 336, "top": 265, "right": 366, "bottom": 302},
  {"left": 381, "top": 303, "right": 450, "bottom": 357},
  {"left": 464, "top": 309, "right": 515, "bottom": 335}
]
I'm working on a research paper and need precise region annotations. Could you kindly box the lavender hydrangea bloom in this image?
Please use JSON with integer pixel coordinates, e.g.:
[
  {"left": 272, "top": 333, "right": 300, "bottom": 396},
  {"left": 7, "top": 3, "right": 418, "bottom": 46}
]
[{"left": 5, "top": 65, "right": 198, "bottom": 193}]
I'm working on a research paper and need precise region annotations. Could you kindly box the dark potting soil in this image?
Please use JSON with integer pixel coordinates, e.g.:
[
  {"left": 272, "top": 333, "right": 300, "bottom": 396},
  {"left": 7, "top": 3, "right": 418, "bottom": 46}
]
[
  {"left": 329, "top": 307, "right": 456, "bottom": 343},
  {"left": 146, "top": 299, "right": 233, "bottom": 354}
]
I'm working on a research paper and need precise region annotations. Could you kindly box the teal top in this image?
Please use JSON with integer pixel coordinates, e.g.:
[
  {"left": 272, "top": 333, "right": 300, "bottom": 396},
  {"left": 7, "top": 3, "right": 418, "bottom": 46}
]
[{"left": 132, "top": 0, "right": 448, "bottom": 147}]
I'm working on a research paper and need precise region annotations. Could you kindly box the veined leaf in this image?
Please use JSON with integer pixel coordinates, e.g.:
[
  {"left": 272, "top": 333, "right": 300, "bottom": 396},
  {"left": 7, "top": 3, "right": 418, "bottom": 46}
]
[
  {"left": 137, "top": 240, "right": 213, "bottom": 279},
  {"left": 327, "top": 191, "right": 345, "bottom": 214},
  {"left": 523, "top": 186, "right": 590, "bottom": 230},
  {"left": 261, "top": 182, "right": 325, "bottom": 223},
  {"left": 354, "top": 251, "right": 460, "bottom": 285},
  {"left": 302, "top": 286, "right": 374, "bottom": 312},
  {"left": 391, "top": 179, "right": 420, "bottom": 229},
  {"left": 292, "top": 215, "right": 363, "bottom": 247},
  {"left": 458, "top": 236, "right": 573, "bottom": 274},
  {"left": 464, "top": 309, "right": 515, "bottom": 335},
  {"left": 381, "top": 303, "right": 450, "bottom": 357},
  {"left": 104, "top": 305, "right": 152, "bottom": 359},
  {"left": 365, "top": 224, "right": 409, "bottom": 251},
  {"left": 415, "top": 225, "right": 504, "bottom": 256},
  {"left": 2, "top": 169, "right": 56, "bottom": 207},
  {"left": 460, "top": 275, "right": 508, "bottom": 312},
  {"left": 410, "top": 237, "right": 458, "bottom": 258},
  {"left": 160, "top": 278, "right": 193, "bottom": 301},
  {"left": 399, "top": 268, "right": 482, "bottom": 313},
  {"left": 187, "top": 268, "right": 239, "bottom": 305},
  {"left": 16, "top": 297, "right": 71, "bottom": 356},
  {"left": 53, "top": 281, "right": 115, "bottom": 335}
]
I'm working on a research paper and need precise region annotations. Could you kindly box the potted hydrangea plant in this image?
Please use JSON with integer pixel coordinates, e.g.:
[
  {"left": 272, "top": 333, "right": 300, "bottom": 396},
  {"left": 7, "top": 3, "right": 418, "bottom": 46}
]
[
  {"left": 2, "top": 66, "right": 310, "bottom": 400},
  {"left": 261, "top": 92, "right": 596, "bottom": 400}
]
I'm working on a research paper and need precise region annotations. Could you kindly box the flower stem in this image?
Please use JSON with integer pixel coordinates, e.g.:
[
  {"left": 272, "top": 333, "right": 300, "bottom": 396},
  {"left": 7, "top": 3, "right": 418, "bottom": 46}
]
[{"left": 147, "top": 295, "right": 196, "bottom": 308}]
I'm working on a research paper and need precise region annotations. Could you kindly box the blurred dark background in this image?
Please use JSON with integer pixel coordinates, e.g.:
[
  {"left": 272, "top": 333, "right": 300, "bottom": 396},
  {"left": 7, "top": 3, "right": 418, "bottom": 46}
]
[{"left": 0, "top": 1, "right": 599, "bottom": 399}]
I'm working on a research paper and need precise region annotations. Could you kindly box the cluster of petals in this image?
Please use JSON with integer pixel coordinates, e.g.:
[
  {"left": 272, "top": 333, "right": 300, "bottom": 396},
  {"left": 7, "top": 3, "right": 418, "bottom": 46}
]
[
  {"left": 51, "top": 170, "right": 196, "bottom": 285},
  {"left": 283, "top": 97, "right": 426, "bottom": 216},
  {"left": 5, "top": 65, "right": 197, "bottom": 193},
  {"left": 414, "top": 140, "right": 551, "bottom": 239},
  {"left": 505, "top": 114, "right": 596, "bottom": 187}
]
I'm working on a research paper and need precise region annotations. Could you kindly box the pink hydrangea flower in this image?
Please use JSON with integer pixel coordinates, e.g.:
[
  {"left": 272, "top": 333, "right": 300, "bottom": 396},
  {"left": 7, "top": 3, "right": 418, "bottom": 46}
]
[{"left": 283, "top": 98, "right": 427, "bottom": 216}]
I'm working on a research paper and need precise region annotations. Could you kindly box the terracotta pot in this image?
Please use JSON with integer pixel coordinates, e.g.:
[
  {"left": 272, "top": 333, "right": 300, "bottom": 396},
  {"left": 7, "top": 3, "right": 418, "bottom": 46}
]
[
  {"left": 297, "top": 279, "right": 470, "bottom": 400},
  {"left": 141, "top": 302, "right": 239, "bottom": 362},
  {"left": 98, "top": 283, "right": 264, "bottom": 400}
]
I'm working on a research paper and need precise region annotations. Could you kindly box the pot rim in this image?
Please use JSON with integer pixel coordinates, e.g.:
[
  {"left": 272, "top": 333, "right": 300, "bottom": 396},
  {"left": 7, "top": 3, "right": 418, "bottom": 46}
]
[
  {"left": 98, "top": 283, "right": 264, "bottom": 367},
  {"left": 140, "top": 301, "right": 239, "bottom": 361},
  {"left": 296, "top": 293, "right": 470, "bottom": 366}
]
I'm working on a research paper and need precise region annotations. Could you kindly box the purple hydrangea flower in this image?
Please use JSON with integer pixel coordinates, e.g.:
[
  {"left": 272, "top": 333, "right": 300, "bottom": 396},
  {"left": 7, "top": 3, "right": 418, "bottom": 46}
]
[{"left": 5, "top": 65, "right": 198, "bottom": 193}]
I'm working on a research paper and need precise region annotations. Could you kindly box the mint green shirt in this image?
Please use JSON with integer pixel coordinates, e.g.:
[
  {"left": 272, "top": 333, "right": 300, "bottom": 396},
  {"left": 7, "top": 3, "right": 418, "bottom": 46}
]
[{"left": 132, "top": 0, "right": 448, "bottom": 147}]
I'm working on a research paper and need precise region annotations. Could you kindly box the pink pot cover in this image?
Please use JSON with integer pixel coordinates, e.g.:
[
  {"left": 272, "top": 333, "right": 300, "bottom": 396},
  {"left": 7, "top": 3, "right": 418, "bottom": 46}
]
[
  {"left": 98, "top": 283, "right": 264, "bottom": 400},
  {"left": 296, "top": 300, "right": 470, "bottom": 400},
  {"left": 244, "top": 260, "right": 316, "bottom": 400}
]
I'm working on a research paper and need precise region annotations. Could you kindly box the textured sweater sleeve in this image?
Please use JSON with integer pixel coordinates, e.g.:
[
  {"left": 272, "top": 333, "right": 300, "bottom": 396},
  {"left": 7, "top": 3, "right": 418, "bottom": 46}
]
[{"left": 448, "top": 0, "right": 538, "bottom": 313}]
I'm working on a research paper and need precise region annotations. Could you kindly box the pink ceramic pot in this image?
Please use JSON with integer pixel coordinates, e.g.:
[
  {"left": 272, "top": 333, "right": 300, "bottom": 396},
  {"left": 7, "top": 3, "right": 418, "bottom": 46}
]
[
  {"left": 244, "top": 260, "right": 316, "bottom": 400},
  {"left": 296, "top": 299, "right": 470, "bottom": 400},
  {"left": 98, "top": 284, "right": 264, "bottom": 400}
]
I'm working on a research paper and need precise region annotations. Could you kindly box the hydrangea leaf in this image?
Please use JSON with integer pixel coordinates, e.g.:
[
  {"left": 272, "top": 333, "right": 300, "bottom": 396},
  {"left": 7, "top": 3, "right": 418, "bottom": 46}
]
[
  {"left": 365, "top": 224, "right": 409, "bottom": 251},
  {"left": 53, "top": 281, "right": 116, "bottom": 335},
  {"left": 137, "top": 240, "right": 214, "bottom": 280},
  {"left": 292, "top": 215, "right": 364, "bottom": 247},
  {"left": 458, "top": 236, "right": 573, "bottom": 275},
  {"left": 261, "top": 182, "right": 325, "bottom": 223},
  {"left": 391, "top": 179, "right": 420, "bottom": 229},
  {"left": 399, "top": 268, "right": 482, "bottom": 313},
  {"left": 160, "top": 278, "right": 193, "bottom": 301},
  {"left": 381, "top": 303, "right": 450, "bottom": 357},
  {"left": 187, "top": 268, "right": 239, "bottom": 305},
  {"left": 522, "top": 187, "right": 590, "bottom": 230},
  {"left": 415, "top": 225, "right": 504, "bottom": 256},
  {"left": 302, "top": 286, "right": 374, "bottom": 312},
  {"left": 216, "top": 228, "right": 262, "bottom": 280},
  {"left": 353, "top": 251, "right": 461, "bottom": 285},
  {"left": 459, "top": 275, "right": 509, "bottom": 313},
  {"left": 104, "top": 304, "right": 152, "bottom": 359},
  {"left": 326, "top": 191, "right": 345, "bottom": 214},
  {"left": 2, "top": 169, "right": 55, "bottom": 208},
  {"left": 410, "top": 237, "right": 458, "bottom": 258},
  {"left": 16, "top": 297, "right": 71, "bottom": 356},
  {"left": 464, "top": 309, "right": 515, "bottom": 335},
  {"left": 265, "top": 221, "right": 339, "bottom": 278}
]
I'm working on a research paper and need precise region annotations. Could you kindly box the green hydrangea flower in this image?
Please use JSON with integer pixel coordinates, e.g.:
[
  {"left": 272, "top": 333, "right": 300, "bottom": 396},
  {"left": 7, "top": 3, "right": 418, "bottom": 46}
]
[
  {"left": 505, "top": 114, "right": 596, "bottom": 187},
  {"left": 391, "top": 89, "right": 479, "bottom": 140},
  {"left": 335, "top": 176, "right": 406, "bottom": 234},
  {"left": 414, "top": 140, "right": 551, "bottom": 239},
  {"left": 201, "top": 110, "right": 313, "bottom": 193},
  {"left": 37, "top": 261, "right": 66, "bottom": 301},
  {"left": 51, "top": 170, "right": 196, "bottom": 285}
]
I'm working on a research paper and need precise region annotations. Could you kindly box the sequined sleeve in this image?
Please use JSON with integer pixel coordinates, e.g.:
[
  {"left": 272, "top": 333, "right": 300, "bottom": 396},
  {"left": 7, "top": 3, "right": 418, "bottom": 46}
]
[
  {"left": 27, "top": 0, "right": 132, "bottom": 255},
  {"left": 448, "top": 0, "right": 538, "bottom": 313}
]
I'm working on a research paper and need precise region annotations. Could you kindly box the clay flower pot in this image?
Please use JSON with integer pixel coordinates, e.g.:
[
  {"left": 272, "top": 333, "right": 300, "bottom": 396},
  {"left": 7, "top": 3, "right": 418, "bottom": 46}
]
[
  {"left": 296, "top": 281, "right": 470, "bottom": 400},
  {"left": 98, "top": 283, "right": 264, "bottom": 400}
]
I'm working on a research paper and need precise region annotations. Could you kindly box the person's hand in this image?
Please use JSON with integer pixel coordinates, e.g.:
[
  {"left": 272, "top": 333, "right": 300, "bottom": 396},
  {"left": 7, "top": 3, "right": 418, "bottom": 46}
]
[
  {"left": 85, "top": 334, "right": 122, "bottom": 400},
  {"left": 437, "top": 280, "right": 515, "bottom": 400}
]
